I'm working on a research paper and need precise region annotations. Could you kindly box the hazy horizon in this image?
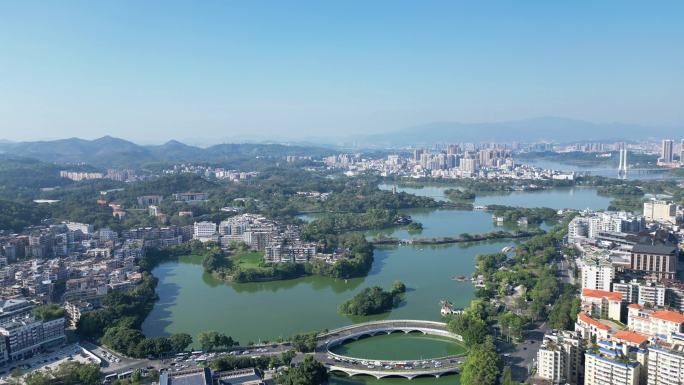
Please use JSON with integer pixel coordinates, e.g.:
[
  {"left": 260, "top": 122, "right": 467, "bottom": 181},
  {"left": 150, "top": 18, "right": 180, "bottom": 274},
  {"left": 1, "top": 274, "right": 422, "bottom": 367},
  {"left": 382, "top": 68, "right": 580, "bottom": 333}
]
[{"left": 1, "top": 1, "right": 683, "bottom": 142}]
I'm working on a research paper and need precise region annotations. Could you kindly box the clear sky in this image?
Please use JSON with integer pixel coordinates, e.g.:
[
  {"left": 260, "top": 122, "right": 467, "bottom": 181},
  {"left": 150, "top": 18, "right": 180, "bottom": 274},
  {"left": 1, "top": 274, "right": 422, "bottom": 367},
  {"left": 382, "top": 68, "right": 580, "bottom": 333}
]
[{"left": 0, "top": 1, "right": 682, "bottom": 143}]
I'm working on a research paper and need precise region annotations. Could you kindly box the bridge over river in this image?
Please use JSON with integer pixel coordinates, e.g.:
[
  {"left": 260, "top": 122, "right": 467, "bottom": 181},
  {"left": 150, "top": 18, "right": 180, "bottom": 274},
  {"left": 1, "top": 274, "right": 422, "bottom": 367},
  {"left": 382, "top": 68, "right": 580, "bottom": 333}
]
[{"left": 313, "top": 320, "right": 465, "bottom": 380}]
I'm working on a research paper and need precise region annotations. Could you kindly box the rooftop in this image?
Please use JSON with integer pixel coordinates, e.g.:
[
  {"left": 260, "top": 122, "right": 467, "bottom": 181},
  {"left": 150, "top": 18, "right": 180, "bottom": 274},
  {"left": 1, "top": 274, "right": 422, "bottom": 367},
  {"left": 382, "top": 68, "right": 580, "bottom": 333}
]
[
  {"left": 582, "top": 288, "right": 623, "bottom": 302},
  {"left": 631, "top": 243, "right": 677, "bottom": 255},
  {"left": 578, "top": 312, "right": 612, "bottom": 331},
  {"left": 650, "top": 310, "right": 684, "bottom": 324},
  {"left": 613, "top": 330, "right": 648, "bottom": 345}
]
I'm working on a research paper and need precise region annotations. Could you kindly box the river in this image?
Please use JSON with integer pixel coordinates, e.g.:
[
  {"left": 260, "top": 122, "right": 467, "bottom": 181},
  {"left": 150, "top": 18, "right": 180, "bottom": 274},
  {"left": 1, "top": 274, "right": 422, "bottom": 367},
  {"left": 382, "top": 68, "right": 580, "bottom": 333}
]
[{"left": 142, "top": 186, "right": 610, "bottom": 384}]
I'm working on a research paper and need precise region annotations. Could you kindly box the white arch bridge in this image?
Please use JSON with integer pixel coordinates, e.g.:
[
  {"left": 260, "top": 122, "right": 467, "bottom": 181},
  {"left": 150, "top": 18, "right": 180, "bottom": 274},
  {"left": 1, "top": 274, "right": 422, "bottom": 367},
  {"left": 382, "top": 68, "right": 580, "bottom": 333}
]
[{"left": 313, "top": 320, "right": 465, "bottom": 380}]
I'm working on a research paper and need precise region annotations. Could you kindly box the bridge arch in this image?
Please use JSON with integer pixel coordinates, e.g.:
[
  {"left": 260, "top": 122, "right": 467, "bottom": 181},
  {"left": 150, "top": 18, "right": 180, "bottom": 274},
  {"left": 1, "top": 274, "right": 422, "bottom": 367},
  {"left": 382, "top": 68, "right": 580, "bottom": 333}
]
[{"left": 315, "top": 319, "right": 465, "bottom": 379}]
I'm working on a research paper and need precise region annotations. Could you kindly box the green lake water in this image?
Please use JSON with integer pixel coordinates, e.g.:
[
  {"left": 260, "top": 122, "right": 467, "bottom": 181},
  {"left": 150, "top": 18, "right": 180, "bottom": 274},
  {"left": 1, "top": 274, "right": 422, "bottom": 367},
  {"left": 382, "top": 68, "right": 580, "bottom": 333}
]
[
  {"left": 330, "top": 333, "right": 467, "bottom": 361},
  {"left": 379, "top": 183, "right": 611, "bottom": 210},
  {"left": 143, "top": 187, "right": 610, "bottom": 384}
]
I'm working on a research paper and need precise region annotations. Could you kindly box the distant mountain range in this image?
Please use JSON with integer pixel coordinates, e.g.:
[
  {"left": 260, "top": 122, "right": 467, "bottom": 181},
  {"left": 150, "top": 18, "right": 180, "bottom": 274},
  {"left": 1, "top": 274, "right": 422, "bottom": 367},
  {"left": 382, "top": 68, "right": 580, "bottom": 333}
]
[
  {"left": 0, "top": 117, "right": 679, "bottom": 165},
  {"left": 0, "top": 136, "right": 335, "bottom": 167},
  {"left": 357, "top": 117, "right": 681, "bottom": 146}
]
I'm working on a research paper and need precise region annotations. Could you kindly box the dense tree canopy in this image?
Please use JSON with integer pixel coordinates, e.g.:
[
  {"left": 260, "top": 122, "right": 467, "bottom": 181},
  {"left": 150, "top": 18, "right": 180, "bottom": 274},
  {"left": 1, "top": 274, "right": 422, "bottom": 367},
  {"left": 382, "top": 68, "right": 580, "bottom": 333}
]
[
  {"left": 339, "top": 284, "right": 405, "bottom": 316},
  {"left": 275, "top": 356, "right": 328, "bottom": 385},
  {"left": 460, "top": 337, "right": 501, "bottom": 385}
]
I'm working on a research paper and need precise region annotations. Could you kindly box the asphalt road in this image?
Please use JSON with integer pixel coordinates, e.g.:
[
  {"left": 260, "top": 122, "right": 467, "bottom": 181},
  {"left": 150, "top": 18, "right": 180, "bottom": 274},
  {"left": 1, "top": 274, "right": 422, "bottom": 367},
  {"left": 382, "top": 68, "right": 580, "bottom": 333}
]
[{"left": 497, "top": 321, "right": 548, "bottom": 382}]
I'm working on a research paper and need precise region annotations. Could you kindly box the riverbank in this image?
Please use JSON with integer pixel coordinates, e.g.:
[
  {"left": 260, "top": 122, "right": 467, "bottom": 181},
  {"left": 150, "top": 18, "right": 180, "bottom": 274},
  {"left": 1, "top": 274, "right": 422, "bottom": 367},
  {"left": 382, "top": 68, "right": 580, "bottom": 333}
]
[{"left": 370, "top": 229, "right": 545, "bottom": 246}]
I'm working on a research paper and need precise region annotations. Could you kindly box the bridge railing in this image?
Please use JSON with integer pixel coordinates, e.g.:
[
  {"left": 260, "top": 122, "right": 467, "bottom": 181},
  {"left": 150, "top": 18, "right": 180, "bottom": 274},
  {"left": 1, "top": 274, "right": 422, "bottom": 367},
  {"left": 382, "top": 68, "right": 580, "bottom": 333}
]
[
  {"left": 317, "top": 320, "right": 448, "bottom": 338},
  {"left": 324, "top": 350, "right": 462, "bottom": 369}
]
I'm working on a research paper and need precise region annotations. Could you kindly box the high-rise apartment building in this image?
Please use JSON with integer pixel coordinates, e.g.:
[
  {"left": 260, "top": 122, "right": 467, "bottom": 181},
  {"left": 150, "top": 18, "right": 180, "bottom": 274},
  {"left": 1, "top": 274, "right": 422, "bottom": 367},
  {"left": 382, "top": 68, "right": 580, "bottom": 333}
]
[
  {"left": 536, "top": 331, "right": 582, "bottom": 384},
  {"left": 581, "top": 260, "right": 615, "bottom": 292},
  {"left": 647, "top": 334, "right": 684, "bottom": 385},
  {"left": 584, "top": 340, "right": 642, "bottom": 385}
]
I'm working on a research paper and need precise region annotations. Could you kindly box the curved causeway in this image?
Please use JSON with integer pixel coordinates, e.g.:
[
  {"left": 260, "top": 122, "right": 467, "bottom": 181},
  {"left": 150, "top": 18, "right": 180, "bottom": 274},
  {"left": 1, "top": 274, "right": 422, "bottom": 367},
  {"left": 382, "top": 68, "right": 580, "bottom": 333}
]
[{"left": 314, "top": 320, "right": 465, "bottom": 380}]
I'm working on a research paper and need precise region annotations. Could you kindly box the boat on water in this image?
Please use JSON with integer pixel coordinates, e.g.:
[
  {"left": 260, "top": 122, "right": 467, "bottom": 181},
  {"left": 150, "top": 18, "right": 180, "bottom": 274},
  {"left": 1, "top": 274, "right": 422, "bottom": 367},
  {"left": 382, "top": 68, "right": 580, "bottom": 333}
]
[
  {"left": 501, "top": 245, "right": 515, "bottom": 253},
  {"left": 451, "top": 275, "right": 468, "bottom": 281}
]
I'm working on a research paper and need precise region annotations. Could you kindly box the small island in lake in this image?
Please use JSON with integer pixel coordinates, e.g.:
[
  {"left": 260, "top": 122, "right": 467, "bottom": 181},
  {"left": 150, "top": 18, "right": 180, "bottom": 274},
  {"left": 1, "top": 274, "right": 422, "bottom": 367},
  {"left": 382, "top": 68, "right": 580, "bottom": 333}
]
[{"left": 339, "top": 281, "right": 406, "bottom": 316}]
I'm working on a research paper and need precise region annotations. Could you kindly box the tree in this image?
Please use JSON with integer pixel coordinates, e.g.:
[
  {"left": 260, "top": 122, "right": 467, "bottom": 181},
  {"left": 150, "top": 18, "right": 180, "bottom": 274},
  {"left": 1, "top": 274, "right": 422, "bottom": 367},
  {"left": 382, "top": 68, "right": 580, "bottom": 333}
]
[
  {"left": 448, "top": 312, "right": 488, "bottom": 346},
  {"left": 338, "top": 286, "right": 400, "bottom": 316},
  {"left": 460, "top": 337, "right": 501, "bottom": 385},
  {"left": 169, "top": 333, "right": 193, "bottom": 353},
  {"left": 32, "top": 304, "right": 66, "bottom": 321},
  {"left": 24, "top": 372, "right": 51, "bottom": 385},
  {"left": 198, "top": 331, "right": 237, "bottom": 351},
  {"left": 391, "top": 280, "right": 406, "bottom": 295},
  {"left": 101, "top": 326, "right": 145, "bottom": 356},
  {"left": 291, "top": 333, "right": 317, "bottom": 353},
  {"left": 499, "top": 312, "right": 525, "bottom": 341},
  {"left": 25, "top": 362, "right": 101, "bottom": 385},
  {"left": 501, "top": 366, "right": 521, "bottom": 385},
  {"left": 275, "top": 356, "right": 328, "bottom": 385}
]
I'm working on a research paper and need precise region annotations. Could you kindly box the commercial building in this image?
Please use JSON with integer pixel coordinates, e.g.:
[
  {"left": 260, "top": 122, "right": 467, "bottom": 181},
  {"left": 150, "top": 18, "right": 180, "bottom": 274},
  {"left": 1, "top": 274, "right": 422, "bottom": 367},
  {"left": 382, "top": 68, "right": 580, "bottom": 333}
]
[
  {"left": 630, "top": 243, "right": 678, "bottom": 281},
  {"left": 158, "top": 367, "right": 265, "bottom": 385},
  {"left": 173, "top": 192, "right": 209, "bottom": 203},
  {"left": 0, "top": 316, "right": 66, "bottom": 361},
  {"left": 193, "top": 221, "right": 218, "bottom": 242},
  {"left": 535, "top": 330, "right": 582, "bottom": 384},
  {"left": 643, "top": 200, "right": 677, "bottom": 223}
]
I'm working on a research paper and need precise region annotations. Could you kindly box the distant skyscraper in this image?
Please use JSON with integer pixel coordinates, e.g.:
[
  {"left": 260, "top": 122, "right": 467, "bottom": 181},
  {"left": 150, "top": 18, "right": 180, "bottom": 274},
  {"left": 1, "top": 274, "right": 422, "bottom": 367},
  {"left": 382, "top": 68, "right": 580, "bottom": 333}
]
[
  {"left": 680, "top": 139, "right": 684, "bottom": 163},
  {"left": 413, "top": 149, "right": 424, "bottom": 162},
  {"left": 661, "top": 139, "right": 674, "bottom": 164}
]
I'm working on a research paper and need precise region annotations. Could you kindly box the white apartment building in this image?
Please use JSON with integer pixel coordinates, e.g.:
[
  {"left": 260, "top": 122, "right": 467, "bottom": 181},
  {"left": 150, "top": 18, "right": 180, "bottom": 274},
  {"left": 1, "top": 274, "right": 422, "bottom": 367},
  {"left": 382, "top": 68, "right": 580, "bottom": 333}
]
[
  {"left": 644, "top": 200, "right": 677, "bottom": 223},
  {"left": 639, "top": 284, "right": 667, "bottom": 308},
  {"left": 584, "top": 341, "right": 642, "bottom": 385},
  {"left": 536, "top": 330, "right": 582, "bottom": 384},
  {"left": 193, "top": 221, "right": 217, "bottom": 242},
  {"left": 581, "top": 288, "right": 623, "bottom": 322},
  {"left": 568, "top": 211, "right": 644, "bottom": 243},
  {"left": 264, "top": 242, "right": 317, "bottom": 264},
  {"left": 613, "top": 280, "right": 667, "bottom": 308},
  {"left": 581, "top": 259, "right": 615, "bottom": 291},
  {"left": 647, "top": 334, "right": 684, "bottom": 385},
  {"left": 627, "top": 305, "right": 684, "bottom": 338}
]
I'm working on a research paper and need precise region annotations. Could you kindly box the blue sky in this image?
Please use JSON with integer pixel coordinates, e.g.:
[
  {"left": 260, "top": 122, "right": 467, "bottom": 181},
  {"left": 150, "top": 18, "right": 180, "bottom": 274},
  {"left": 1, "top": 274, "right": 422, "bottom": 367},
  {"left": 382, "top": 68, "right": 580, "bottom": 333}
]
[{"left": 0, "top": 1, "right": 682, "bottom": 143}]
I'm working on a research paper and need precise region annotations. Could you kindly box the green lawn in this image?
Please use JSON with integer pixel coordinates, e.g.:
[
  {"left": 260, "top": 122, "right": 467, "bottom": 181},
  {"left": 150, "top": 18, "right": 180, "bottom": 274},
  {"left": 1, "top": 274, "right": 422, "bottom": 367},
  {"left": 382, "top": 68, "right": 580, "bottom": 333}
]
[{"left": 231, "top": 251, "right": 264, "bottom": 269}]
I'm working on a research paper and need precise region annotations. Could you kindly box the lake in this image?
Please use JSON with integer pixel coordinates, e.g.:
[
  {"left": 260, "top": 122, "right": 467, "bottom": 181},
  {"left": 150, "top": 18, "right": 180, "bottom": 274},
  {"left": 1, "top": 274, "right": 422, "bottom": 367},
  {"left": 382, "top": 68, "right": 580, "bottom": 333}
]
[{"left": 143, "top": 186, "right": 612, "bottom": 384}]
